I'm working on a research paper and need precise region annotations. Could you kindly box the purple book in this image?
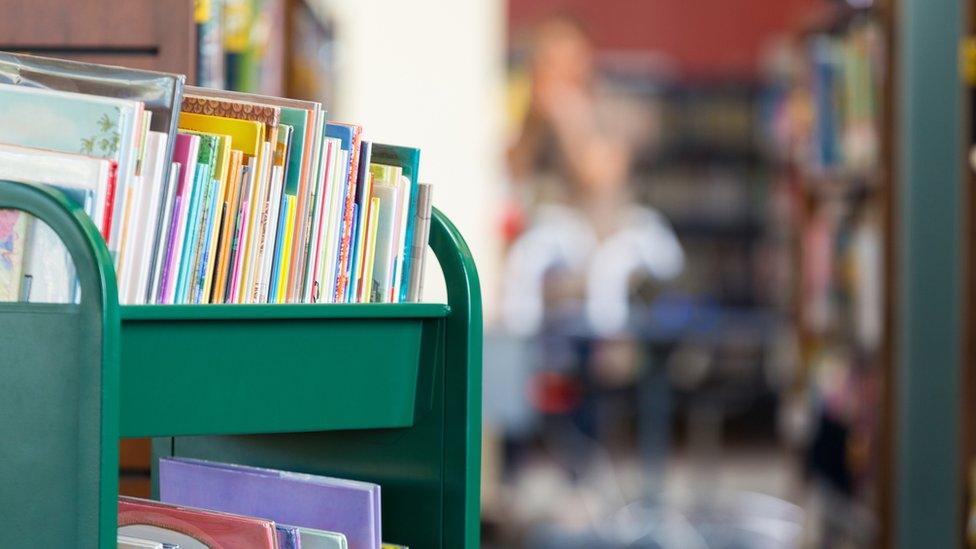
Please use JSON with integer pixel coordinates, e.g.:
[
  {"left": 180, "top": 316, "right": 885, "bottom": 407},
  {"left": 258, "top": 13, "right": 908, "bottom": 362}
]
[
  {"left": 158, "top": 457, "right": 380, "bottom": 549},
  {"left": 277, "top": 524, "right": 301, "bottom": 549},
  {"left": 159, "top": 133, "right": 199, "bottom": 303}
]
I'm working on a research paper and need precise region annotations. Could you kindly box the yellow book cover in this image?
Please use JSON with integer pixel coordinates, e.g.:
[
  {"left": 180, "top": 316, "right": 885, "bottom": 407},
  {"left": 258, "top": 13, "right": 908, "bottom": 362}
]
[
  {"left": 361, "top": 197, "right": 381, "bottom": 303},
  {"left": 351, "top": 172, "right": 374, "bottom": 300},
  {"left": 179, "top": 112, "right": 263, "bottom": 156},
  {"left": 369, "top": 163, "right": 400, "bottom": 184},
  {"left": 275, "top": 196, "right": 297, "bottom": 303}
]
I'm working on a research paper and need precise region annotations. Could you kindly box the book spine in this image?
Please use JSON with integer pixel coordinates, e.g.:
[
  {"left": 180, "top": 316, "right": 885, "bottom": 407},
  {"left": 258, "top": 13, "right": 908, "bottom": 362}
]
[
  {"left": 102, "top": 161, "right": 119, "bottom": 241},
  {"left": 148, "top": 163, "right": 180, "bottom": 304},
  {"left": 407, "top": 183, "right": 433, "bottom": 302},
  {"left": 194, "top": 179, "right": 221, "bottom": 303},
  {"left": 158, "top": 193, "right": 183, "bottom": 303},
  {"left": 333, "top": 130, "right": 362, "bottom": 301}
]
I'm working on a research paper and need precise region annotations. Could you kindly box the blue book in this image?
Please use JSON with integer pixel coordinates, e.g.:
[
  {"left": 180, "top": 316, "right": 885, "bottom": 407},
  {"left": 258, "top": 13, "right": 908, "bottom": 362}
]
[
  {"left": 344, "top": 203, "right": 359, "bottom": 303},
  {"left": 174, "top": 163, "right": 209, "bottom": 303},
  {"left": 194, "top": 177, "right": 221, "bottom": 303},
  {"left": 175, "top": 135, "right": 218, "bottom": 302}
]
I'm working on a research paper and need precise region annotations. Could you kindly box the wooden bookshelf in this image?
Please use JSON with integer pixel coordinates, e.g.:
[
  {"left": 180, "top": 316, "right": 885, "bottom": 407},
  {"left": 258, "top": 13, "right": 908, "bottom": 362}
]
[{"left": 0, "top": 0, "right": 195, "bottom": 80}]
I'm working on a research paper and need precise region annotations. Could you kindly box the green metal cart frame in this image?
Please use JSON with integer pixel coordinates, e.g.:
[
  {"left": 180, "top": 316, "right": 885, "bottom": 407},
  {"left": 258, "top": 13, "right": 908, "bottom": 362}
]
[{"left": 0, "top": 179, "right": 483, "bottom": 548}]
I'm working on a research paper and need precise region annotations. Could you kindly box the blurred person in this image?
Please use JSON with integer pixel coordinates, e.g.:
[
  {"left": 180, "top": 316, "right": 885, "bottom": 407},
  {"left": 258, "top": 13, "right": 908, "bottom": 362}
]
[
  {"left": 507, "top": 14, "right": 633, "bottom": 239},
  {"left": 490, "top": 15, "right": 687, "bottom": 547}
]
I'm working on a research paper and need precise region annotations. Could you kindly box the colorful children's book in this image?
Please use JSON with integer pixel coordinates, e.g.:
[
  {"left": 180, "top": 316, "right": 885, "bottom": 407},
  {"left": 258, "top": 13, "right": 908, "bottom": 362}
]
[
  {"left": 212, "top": 150, "right": 245, "bottom": 302},
  {"left": 360, "top": 197, "right": 381, "bottom": 303},
  {"left": 0, "top": 210, "right": 29, "bottom": 302},
  {"left": 305, "top": 136, "right": 340, "bottom": 302},
  {"left": 328, "top": 123, "right": 363, "bottom": 302},
  {"left": 159, "top": 134, "right": 200, "bottom": 303},
  {"left": 349, "top": 143, "right": 374, "bottom": 302},
  {"left": 181, "top": 86, "right": 325, "bottom": 304},
  {"left": 369, "top": 144, "right": 421, "bottom": 302},
  {"left": 268, "top": 124, "right": 295, "bottom": 303},
  {"left": 299, "top": 526, "right": 350, "bottom": 549},
  {"left": 120, "top": 131, "right": 168, "bottom": 304},
  {"left": 0, "top": 83, "right": 141, "bottom": 258},
  {"left": 0, "top": 53, "right": 185, "bottom": 241},
  {"left": 148, "top": 162, "right": 181, "bottom": 303},
  {"left": 178, "top": 111, "right": 264, "bottom": 303},
  {"left": 368, "top": 184, "right": 400, "bottom": 303},
  {"left": 159, "top": 457, "right": 382, "bottom": 549},
  {"left": 0, "top": 144, "right": 115, "bottom": 237},
  {"left": 118, "top": 496, "right": 278, "bottom": 549},
  {"left": 276, "top": 524, "right": 301, "bottom": 549},
  {"left": 0, "top": 144, "right": 122, "bottom": 303},
  {"left": 256, "top": 123, "right": 292, "bottom": 302}
]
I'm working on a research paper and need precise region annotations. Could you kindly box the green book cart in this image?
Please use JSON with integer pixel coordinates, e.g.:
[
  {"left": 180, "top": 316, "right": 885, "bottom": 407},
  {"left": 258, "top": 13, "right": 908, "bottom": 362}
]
[{"left": 0, "top": 179, "right": 483, "bottom": 548}]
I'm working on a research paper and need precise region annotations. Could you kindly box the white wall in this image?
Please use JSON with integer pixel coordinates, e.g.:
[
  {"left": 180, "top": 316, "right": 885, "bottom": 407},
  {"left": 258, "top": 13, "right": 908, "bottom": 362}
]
[{"left": 313, "top": 0, "right": 505, "bottom": 318}]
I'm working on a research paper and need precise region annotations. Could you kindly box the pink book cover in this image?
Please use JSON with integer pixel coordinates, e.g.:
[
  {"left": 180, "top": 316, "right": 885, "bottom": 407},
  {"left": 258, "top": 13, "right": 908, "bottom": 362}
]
[
  {"left": 333, "top": 123, "right": 362, "bottom": 302},
  {"left": 118, "top": 496, "right": 278, "bottom": 549}
]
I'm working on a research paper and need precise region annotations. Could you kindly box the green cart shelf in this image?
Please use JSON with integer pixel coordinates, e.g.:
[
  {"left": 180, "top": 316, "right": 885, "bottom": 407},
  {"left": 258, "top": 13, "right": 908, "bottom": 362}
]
[{"left": 0, "top": 179, "right": 483, "bottom": 548}]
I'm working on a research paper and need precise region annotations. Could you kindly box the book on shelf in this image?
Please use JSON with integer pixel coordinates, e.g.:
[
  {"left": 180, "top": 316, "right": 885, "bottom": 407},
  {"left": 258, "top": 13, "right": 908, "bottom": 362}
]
[
  {"left": 0, "top": 52, "right": 433, "bottom": 306},
  {"left": 114, "top": 457, "right": 410, "bottom": 549}
]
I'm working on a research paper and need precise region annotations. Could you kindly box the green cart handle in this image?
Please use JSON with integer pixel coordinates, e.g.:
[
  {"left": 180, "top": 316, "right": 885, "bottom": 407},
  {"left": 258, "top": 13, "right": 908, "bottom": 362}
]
[
  {"left": 0, "top": 179, "right": 120, "bottom": 549},
  {"left": 428, "top": 208, "right": 483, "bottom": 547},
  {"left": 0, "top": 180, "right": 484, "bottom": 548}
]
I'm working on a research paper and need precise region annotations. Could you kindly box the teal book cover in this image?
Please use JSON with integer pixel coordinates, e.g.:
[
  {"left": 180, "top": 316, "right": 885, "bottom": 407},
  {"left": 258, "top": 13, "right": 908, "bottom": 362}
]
[
  {"left": 176, "top": 135, "right": 218, "bottom": 302},
  {"left": 370, "top": 144, "right": 421, "bottom": 302},
  {"left": 279, "top": 109, "right": 307, "bottom": 197},
  {"left": 0, "top": 83, "right": 129, "bottom": 160}
]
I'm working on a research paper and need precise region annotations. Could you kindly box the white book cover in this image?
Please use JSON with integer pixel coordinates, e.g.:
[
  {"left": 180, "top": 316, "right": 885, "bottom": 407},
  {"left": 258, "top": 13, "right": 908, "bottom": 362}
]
[
  {"left": 369, "top": 183, "right": 400, "bottom": 304},
  {"left": 0, "top": 83, "right": 142, "bottom": 260},
  {"left": 305, "top": 138, "right": 338, "bottom": 303},
  {"left": 117, "top": 534, "right": 166, "bottom": 548},
  {"left": 320, "top": 148, "right": 349, "bottom": 303},
  {"left": 148, "top": 162, "right": 181, "bottom": 303},
  {"left": 0, "top": 144, "right": 116, "bottom": 303},
  {"left": 123, "top": 131, "right": 168, "bottom": 304},
  {"left": 242, "top": 140, "right": 273, "bottom": 304},
  {"left": 163, "top": 137, "right": 200, "bottom": 304},
  {"left": 390, "top": 174, "right": 412, "bottom": 303}
]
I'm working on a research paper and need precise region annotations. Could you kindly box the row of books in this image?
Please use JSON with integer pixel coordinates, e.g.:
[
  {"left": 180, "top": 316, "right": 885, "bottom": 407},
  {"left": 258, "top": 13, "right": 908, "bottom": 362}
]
[
  {"left": 117, "top": 457, "right": 404, "bottom": 549},
  {"left": 762, "top": 17, "right": 884, "bottom": 179},
  {"left": 0, "top": 51, "right": 433, "bottom": 305}
]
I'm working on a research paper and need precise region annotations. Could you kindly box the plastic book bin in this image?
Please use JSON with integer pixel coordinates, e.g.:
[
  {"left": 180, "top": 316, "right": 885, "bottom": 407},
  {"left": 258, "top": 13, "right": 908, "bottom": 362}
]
[{"left": 0, "top": 178, "right": 483, "bottom": 549}]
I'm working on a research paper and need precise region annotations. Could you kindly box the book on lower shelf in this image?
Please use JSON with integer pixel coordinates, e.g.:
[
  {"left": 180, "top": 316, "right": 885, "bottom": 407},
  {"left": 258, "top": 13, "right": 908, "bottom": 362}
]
[
  {"left": 0, "top": 51, "right": 435, "bottom": 306},
  {"left": 114, "top": 457, "right": 409, "bottom": 549}
]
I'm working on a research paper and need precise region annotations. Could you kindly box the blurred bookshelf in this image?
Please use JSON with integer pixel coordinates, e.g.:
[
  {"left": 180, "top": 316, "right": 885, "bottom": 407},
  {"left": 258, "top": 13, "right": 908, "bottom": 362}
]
[
  {"left": 966, "top": 0, "right": 976, "bottom": 543},
  {"left": 759, "top": 1, "right": 895, "bottom": 545}
]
